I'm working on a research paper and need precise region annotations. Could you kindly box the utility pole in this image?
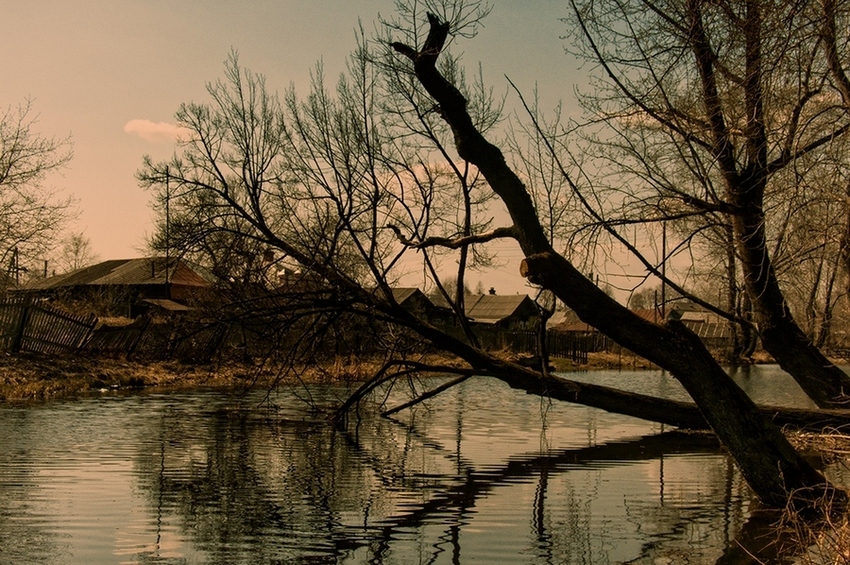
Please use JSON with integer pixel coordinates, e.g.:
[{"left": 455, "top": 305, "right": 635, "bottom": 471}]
[
  {"left": 661, "top": 222, "right": 667, "bottom": 319},
  {"left": 165, "top": 167, "right": 171, "bottom": 300}
]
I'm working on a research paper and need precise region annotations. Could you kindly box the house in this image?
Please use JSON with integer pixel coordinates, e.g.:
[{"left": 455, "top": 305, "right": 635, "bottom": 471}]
[
  {"left": 430, "top": 291, "right": 539, "bottom": 330},
  {"left": 465, "top": 294, "right": 539, "bottom": 329},
  {"left": 391, "top": 287, "right": 436, "bottom": 315},
  {"left": 19, "top": 257, "right": 218, "bottom": 317},
  {"left": 668, "top": 305, "right": 732, "bottom": 349}
]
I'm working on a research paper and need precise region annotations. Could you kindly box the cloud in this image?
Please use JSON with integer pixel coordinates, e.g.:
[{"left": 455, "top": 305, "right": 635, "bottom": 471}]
[{"left": 123, "top": 119, "right": 187, "bottom": 144}]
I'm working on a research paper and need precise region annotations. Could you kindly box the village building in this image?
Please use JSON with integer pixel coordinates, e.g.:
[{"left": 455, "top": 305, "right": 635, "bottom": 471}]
[
  {"left": 18, "top": 257, "right": 218, "bottom": 317},
  {"left": 551, "top": 303, "right": 733, "bottom": 355},
  {"left": 428, "top": 291, "right": 540, "bottom": 330},
  {"left": 463, "top": 293, "right": 539, "bottom": 329}
]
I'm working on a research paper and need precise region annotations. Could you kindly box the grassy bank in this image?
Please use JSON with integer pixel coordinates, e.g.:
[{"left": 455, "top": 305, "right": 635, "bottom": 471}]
[
  {"left": 0, "top": 348, "right": 780, "bottom": 403},
  {"left": 0, "top": 352, "right": 463, "bottom": 402},
  {"left": 0, "top": 354, "right": 274, "bottom": 402}
]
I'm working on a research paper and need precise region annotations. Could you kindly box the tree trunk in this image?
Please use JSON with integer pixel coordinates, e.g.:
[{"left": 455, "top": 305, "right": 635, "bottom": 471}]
[
  {"left": 390, "top": 13, "right": 842, "bottom": 508},
  {"left": 716, "top": 0, "right": 850, "bottom": 408},
  {"left": 815, "top": 257, "right": 838, "bottom": 349},
  {"left": 733, "top": 196, "right": 850, "bottom": 408},
  {"left": 723, "top": 221, "right": 744, "bottom": 364}
]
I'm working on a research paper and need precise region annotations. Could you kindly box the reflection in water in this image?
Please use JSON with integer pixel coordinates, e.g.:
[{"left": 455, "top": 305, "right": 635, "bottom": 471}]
[
  {"left": 0, "top": 367, "right": 840, "bottom": 564},
  {"left": 0, "top": 410, "right": 70, "bottom": 564}
]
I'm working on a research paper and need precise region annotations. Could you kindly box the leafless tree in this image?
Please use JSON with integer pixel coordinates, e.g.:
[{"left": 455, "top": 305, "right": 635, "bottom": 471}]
[
  {"left": 556, "top": 0, "right": 850, "bottom": 406},
  {"left": 53, "top": 232, "right": 98, "bottom": 274},
  {"left": 137, "top": 8, "right": 844, "bottom": 510},
  {"left": 0, "top": 100, "right": 74, "bottom": 282},
  {"left": 383, "top": 2, "right": 840, "bottom": 509}
]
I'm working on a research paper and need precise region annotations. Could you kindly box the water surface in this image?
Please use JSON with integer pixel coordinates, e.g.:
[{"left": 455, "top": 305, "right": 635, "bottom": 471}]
[{"left": 0, "top": 365, "right": 841, "bottom": 564}]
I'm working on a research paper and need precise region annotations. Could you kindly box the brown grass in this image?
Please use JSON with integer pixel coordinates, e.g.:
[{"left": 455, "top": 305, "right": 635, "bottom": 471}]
[
  {"left": 774, "top": 491, "right": 850, "bottom": 564},
  {"left": 0, "top": 353, "right": 276, "bottom": 402},
  {"left": 0, "top": 351, "right": 475, "bottom": 402},
  {"left": 775, "top": 429, "right": 850, "bottom": 564}
]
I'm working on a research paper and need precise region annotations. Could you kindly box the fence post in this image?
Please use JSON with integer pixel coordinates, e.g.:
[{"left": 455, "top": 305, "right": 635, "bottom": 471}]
[
  {"left": 10, "top": 300, "right": 30, "bottom": 353},
  {"left": 125, "top": 317, "right": 150, "bottom": 360}
]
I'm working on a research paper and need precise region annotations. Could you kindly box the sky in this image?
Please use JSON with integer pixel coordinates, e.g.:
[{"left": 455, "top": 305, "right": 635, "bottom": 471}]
[{"left": 3, "top": 0, "right": 587, "bottom": 296}]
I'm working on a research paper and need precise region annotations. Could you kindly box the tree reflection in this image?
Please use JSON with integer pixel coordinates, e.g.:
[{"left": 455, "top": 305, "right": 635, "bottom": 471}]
[{"left": 128, "top": 393, "right": 777, "bottom": 564}]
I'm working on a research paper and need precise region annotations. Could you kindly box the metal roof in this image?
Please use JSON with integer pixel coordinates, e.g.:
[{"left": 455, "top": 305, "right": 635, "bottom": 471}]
[
  {"left": 412, "top": 291, "right": 537, "bottom": 324},
  {"left": 23, "top": 257, "right": 217, "bottom": 291}
]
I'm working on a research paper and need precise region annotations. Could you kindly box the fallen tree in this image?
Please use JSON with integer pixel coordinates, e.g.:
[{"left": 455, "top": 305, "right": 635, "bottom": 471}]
[
  {"left": 383, "top": 10, "right": 844, "bottom": 509},
  {"left": 138, "top": 5, "right": 848, "bottom": 510},
  {"left": 343, "top": 364, "right": 850, "bottom": 434}
]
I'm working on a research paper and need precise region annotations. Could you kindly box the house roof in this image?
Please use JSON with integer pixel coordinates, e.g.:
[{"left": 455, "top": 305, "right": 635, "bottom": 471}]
[
  {"left": 552, "top": 308, "right": 662, "bottom": 333},
  {"left": 631, "top": 308, "right": 664, "bottom": 324},
  {"left": 391, "top": 287, "right": 422, "bottom": 305},
  {"left": 23, "top": 257, "right": 218, "bottom": 291},
  {"left": 428, "top": 292, "right": 538, "bottom": 324},
  {"left": 465, "top": 294, "right": 537, "bottom": 324}
]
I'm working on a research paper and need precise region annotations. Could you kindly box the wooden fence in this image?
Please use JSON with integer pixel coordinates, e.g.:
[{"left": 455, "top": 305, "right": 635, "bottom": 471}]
[
  {"left": 445, "top": 325, "right": 592, "bottom": 364},
  {"left": 0, "top": 299, "right": 597, "bottom": 365},
  {"left": 82, "top": 317, "right": 149, "bottom": 356},
  {"left": 0, "top": 299, "right": 226, "bottom": 361},
  {"left": 0, "top": 299, "right": 96, "bottom": 355}
]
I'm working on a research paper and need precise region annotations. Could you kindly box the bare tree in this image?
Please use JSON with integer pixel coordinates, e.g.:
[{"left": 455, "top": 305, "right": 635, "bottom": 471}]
[
  {"left": 0, "top": 100, "right": 74, "bottom": 281},
  {"left": 54, "top": 231, "right": 98, "bottom": 274},
  {"left": 557, "top": 0, "right": 850, "bottom": 406},
  {"left": 137, "top": 10, "right": 843, "bottom": 510},
  {"left": 386, "top": 4, "right": 839, "bottom": 509}
]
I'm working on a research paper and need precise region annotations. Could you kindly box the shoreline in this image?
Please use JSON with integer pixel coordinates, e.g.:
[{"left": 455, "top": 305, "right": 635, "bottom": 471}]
[
  {"left": 0, "top": 350, "right": 783, "bottom": 404},
  {"left": 0, "top": 354, "right": 275, "bottom": 403}
]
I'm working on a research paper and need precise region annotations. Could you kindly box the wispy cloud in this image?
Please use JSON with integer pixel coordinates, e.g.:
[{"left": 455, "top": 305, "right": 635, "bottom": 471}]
[{"left": 123, "top": 119, "right": 187, "bottom": 144}]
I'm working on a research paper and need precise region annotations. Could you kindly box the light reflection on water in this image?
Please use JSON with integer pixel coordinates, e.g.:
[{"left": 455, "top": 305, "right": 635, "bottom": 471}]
[{"left": 0, "top": 365, "right": 839, "bottom": 564}]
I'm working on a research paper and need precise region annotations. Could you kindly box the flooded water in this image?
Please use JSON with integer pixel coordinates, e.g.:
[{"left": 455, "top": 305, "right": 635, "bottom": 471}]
[{"left": 0, "top": 365, "right": 844, "bottom": 564}]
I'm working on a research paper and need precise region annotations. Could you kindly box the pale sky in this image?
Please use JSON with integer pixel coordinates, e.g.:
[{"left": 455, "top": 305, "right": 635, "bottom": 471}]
[{"left": 3, "top": 0, "right": 582, "bottom": 295}]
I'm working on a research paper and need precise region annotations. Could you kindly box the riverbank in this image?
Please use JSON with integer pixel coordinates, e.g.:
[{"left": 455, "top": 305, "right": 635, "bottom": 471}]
[
  {"left": 0, "top": 352, "right": 473, "bottom": 402},
  {"left": 0, "top": 354, "right": 268, "bottom": 402},
  {"left": 0, "top": 349, "right": 777, "bottom": 403}
]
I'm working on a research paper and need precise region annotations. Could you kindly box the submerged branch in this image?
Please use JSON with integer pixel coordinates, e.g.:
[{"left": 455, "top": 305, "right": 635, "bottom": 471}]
[
  {"left": 335, "top": 355, "right": 850, "bottom": 433},
  {"left": 382, "top": 373, "right": 472, "bottom": 416}
]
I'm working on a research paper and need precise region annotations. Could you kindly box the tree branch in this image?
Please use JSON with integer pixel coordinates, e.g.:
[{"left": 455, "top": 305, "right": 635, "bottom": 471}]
[{"left": 387, "top": 224, "right": 518, "bottom": 249}]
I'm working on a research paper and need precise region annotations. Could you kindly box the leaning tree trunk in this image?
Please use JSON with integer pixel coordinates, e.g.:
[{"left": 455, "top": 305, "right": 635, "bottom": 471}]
[
  {"left": 733, "top": 188, "right": 850, "bottom": 408},
  {"left": 390, "top": 13, "right": 841, "bottom": 508},
  {"left": 720, "top": 0, "right": 850, "bottom": 408}
]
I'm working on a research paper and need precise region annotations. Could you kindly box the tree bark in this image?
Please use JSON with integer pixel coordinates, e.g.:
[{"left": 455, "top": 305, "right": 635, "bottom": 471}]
[
  {"left": 370, "top": 358, "right": 850, "bottom": 433},
  {"left": 390, "top": 13, "right": 842, "bottom": 508}
]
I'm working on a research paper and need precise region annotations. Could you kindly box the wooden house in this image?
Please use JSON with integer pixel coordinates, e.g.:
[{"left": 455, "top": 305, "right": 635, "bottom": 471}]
[
  {"left": 18, "top": 257, "right": 218, "bottom": 317},
  {"left": 430, "top": 292, "right": 539, "bottom": 330}
]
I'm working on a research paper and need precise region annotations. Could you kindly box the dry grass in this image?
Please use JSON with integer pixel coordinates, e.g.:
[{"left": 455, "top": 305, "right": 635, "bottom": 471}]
[
  {"left": 772, "top": 429, "right": 850, "bottom": 564},
  {"left": 0, "top": 351, "right": 473, "bottom": 402},
  {"left": 0, "top": 353, "right": 276, "bottom": 402},
  {"left": 773, "top": 491, "right": 850, "bottom": 564}
]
